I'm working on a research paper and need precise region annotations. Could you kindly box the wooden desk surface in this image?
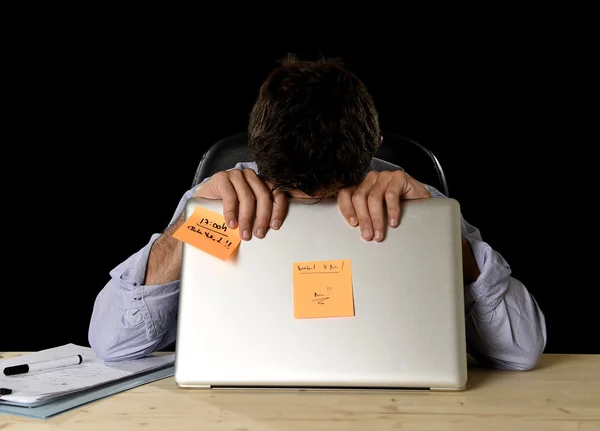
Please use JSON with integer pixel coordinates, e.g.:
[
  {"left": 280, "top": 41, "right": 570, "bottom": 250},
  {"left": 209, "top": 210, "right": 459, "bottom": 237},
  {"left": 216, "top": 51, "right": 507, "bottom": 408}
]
[{"left": 1, "top": 352, "right": 599, "bottom": 430}]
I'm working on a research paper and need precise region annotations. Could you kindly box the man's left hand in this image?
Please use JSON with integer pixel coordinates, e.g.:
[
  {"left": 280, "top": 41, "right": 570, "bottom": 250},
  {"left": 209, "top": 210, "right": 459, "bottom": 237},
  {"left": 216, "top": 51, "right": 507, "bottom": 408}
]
[{"left": 337, "top": 170, "right": 431, "bottom": 242}]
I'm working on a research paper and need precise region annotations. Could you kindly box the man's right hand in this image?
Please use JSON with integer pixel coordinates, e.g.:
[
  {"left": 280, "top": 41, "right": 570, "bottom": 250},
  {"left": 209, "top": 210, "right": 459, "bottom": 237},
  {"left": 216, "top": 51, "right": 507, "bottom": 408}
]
[{"left": 193, "top": 169, "right": 289, "bottom": 241}]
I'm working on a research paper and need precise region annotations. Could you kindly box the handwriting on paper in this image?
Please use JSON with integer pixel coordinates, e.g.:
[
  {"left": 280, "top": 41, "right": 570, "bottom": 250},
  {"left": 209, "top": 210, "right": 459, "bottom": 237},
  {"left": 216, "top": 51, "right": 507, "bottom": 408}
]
[
  {"left": 172, "top": 206, "right": 241, "bottom": 260},
  {"left": 293, "top": 259, "right": 354, "bottom": 319}
]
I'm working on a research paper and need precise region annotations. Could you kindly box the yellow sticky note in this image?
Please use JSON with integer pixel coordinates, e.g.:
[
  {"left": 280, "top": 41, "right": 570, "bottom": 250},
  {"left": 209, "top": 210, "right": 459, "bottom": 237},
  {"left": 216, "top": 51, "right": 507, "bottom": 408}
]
[
  {"left": 172, "top": 206, "right": 241, "bottom": 260},
  {"left": 293, "top": 259, "right": 354, "bottom": 319}
]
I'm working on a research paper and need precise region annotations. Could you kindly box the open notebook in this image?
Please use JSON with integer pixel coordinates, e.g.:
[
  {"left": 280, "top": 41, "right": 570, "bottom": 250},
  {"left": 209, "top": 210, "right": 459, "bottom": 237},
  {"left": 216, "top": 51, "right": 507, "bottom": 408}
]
[{"left": 0, "top": 344, "right": 174, "bottom": 407}]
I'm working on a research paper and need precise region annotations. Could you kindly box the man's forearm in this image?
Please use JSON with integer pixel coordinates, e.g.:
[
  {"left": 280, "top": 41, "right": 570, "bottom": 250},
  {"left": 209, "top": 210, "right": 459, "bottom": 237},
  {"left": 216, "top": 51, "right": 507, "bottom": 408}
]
[
  {"left": 144, "top": 215, "right": 185, "bottom": 285},
  {"left": 462, "top": 237, "right": 480, "bottom": 285}
]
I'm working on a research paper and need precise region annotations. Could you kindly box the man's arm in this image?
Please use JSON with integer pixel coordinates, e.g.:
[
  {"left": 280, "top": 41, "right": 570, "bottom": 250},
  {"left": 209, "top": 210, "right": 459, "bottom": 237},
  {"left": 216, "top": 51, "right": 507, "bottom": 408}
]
[
  {"left": 429, "top": 186, "right": 547, "bottom": 371},
  {"left": 88, "top": 162, "right": 287, "bottom": 362},
  {"left": 88, "top": 187, "right": 195, "bottom": 362}
]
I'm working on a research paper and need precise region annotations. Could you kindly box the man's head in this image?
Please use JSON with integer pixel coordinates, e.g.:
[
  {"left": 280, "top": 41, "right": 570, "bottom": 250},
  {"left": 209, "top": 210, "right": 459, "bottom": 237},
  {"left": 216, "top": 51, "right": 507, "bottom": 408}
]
[{"left": 248, "top": 54, "right": 381, "bottom": 198}]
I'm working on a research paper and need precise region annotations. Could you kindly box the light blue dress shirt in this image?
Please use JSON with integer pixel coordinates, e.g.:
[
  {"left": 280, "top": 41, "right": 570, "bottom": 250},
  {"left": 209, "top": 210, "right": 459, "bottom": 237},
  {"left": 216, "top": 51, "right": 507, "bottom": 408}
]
[{"left": 88, "top": 158, "right": 547, "bottom": 370}]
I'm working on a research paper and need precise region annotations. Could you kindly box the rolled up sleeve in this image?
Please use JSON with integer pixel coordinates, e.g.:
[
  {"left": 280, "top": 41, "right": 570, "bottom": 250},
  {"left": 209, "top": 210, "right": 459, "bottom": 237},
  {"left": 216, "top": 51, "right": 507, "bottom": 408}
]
[
  {"left": 463, "top": 230, "right": 547, "bottom": 370},
  {"left": 88, "top": 186, "right": 196, "bottom": 361},
  {"left": 427, "top": 185, "right": 547, "bottom": 371},
  {"left": 88, "top": 238, "right": 180, "bottom": 361}
]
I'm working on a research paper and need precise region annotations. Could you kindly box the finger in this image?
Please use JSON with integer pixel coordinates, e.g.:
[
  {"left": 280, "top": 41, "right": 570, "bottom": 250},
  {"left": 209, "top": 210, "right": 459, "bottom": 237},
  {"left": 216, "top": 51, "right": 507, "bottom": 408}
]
[
  {"left": 367, "top": 173, "right": 390, "bottom": 242},
  {"left": 337, "top": 186, "right": 359, "bottom": 227},
  {"left": 207, "top": 172, "right": 239, "bottom": 229},
  {"left": 243, "top": 169, "right": 272, "bottom": 239},
  {"left": 228, "top": 169, "right": 256, "bottom": 241},
  {"left": 351, "top": 171, "right": 378, "bottom": 241},
  {"left": 270, "top": 187, "right": 289, "bottom": 230},
  {"left": 385, "top": 174, "right": 404, "bottom": 228}
]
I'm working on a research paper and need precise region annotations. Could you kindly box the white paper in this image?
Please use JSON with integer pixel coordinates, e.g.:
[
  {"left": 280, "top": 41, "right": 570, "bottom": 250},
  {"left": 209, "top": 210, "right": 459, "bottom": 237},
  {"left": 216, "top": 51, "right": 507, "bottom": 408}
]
[{"left": 0, "top": 344, "right": 174, "bottom": 404}]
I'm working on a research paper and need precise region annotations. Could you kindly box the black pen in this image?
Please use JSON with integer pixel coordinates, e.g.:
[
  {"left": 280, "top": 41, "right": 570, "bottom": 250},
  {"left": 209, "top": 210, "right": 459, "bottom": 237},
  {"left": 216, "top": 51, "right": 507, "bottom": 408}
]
[
  {"left": 0, "top": 388, "right": 12, "bottom": 395},
  {"left": 3, "top": 354, "right": 84, "bottom": 376}
]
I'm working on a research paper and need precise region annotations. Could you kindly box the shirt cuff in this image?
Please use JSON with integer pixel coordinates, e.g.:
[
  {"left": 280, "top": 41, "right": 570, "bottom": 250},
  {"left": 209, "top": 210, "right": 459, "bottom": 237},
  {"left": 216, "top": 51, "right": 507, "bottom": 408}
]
[{"left": 113, "top": 233, "right": 180, "bottom": 339}]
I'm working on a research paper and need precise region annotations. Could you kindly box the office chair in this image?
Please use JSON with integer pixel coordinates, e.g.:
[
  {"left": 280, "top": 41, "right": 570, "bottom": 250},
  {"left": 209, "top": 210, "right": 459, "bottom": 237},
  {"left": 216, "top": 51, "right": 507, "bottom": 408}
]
[{"left": 192, "top": 131, "right": 449, "bottom": 197}]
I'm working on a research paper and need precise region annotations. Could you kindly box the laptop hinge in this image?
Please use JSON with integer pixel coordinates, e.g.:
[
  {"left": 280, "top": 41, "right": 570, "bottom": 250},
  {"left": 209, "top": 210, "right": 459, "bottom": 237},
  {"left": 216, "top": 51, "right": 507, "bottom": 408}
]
[{"left": 210, "top": 386, "right": 430, "bottom": 391}]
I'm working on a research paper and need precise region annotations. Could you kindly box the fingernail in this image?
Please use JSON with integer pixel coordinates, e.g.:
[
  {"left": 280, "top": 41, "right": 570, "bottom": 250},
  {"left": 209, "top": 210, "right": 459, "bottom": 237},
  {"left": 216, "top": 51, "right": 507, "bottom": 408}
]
[
  {"left": 389, "top": 218, "right": 397, "bottom": 227},
  {"left": 375, "top": 230, "right": 383, "bottom": 241},
  {"left": 229, "top": 219, "right": 237, "bottom": 228},
  {"left": 271, "top": 220, "right": 280, "bottom": 229},
  {"left": 349, "top": 217, "right": 358, "bottom": 226},
  {"left": 243, "top": 230, "right": 251, "bottom": 240},
  {"left": 362, "top": 229, "right": 372, "bottom": 239},
  {"left": 256, "top": 228, "right": 265, "bottom": 238}
]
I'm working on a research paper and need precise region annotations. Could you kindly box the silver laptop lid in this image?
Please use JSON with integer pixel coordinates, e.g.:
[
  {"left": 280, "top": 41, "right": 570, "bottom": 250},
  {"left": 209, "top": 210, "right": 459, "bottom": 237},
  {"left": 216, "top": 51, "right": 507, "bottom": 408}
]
[{"left": 174, "top": 197, "right": 467, "bottom": 391}]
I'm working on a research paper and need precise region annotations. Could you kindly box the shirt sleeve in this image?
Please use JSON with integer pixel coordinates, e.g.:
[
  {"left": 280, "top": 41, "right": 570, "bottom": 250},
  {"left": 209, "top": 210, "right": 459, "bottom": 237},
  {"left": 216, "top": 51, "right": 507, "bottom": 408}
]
[
  {"left": 88, "top": 162, "right": 258, "bottom": 361},
  {"left": 87, "top": 185, "right": 195, "bottom": 361},
  {"left": 427, "top": 185, "right": 547, "bottom": 370}
]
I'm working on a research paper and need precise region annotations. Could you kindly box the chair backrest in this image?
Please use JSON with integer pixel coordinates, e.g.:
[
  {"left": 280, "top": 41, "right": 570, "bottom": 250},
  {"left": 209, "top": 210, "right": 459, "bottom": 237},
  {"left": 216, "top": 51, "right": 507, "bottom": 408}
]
[{"left": 192, "top": 131, "right": 449, "bottom": 196}]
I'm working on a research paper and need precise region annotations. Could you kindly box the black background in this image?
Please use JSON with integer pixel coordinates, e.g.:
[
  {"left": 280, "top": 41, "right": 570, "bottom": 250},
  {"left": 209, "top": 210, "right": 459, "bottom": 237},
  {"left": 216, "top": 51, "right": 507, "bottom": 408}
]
[{"left": 2, "top": 22, "right": 595, "bottom": 356}]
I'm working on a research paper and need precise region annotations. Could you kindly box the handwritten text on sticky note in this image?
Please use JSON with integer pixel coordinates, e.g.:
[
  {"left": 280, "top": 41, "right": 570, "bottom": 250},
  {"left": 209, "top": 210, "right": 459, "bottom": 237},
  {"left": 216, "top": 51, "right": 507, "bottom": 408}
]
[
  {"left": 172, "top": 206, "right": 241, "bottom": 260},
  {"left": 293, "top": 259, "right": 354, "bottom": 319}
]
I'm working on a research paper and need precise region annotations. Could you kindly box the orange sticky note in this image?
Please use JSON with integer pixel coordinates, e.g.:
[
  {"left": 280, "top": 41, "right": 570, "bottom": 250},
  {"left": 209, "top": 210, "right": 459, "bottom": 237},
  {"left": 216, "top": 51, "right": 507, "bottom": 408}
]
[
  {"left": 172, "top": 206, "right": 241, "bottom": 260},
  {"left": 293, "top": 259, "right": 354, "bottom": 319}
]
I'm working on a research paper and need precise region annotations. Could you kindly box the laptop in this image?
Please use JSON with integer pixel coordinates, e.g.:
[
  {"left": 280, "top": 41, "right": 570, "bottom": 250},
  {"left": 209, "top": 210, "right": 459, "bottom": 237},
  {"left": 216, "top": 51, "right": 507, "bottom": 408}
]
[{"left": 174, "top": 196, "right": 467, "bottom": 391}]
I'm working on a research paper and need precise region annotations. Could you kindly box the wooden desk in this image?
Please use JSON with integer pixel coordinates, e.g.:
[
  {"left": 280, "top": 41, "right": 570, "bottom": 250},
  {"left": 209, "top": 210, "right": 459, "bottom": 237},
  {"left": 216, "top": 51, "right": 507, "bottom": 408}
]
[{"left": 1, "top": 353, "right": 599, "bottom": 430}]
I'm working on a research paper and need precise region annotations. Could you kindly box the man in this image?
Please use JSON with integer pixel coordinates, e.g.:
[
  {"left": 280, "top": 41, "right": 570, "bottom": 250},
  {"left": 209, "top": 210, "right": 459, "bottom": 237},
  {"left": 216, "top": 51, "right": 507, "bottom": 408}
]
[{"left": 88, "top": 55, "right": 547, "bottom": 370}]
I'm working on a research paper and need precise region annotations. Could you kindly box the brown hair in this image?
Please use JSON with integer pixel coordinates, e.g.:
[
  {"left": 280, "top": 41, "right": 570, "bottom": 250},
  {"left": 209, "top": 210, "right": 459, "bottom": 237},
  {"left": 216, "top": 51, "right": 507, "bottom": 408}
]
[{"left": 248, "top": 54, "right": 380, "bottom": 197}]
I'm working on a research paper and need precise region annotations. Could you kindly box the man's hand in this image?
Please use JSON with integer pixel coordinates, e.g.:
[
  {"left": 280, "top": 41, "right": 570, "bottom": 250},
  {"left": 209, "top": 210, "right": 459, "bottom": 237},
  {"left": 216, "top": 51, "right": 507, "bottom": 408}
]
[
  {"left": 194, "top": 169, "right": 288, "bottom": 241},
  {"left": 337, "top": 170, "right": 431, "bottom": 242}
]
